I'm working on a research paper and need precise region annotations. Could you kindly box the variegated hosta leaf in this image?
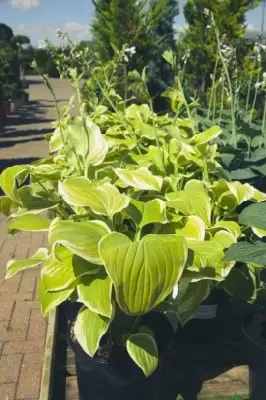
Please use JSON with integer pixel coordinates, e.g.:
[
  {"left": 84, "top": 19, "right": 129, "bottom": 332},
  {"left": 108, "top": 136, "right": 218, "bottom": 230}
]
[
  {"left": 166, "top": 180, "right": 211, "bottom": 226},
  {"left": 252, "top": 227, "right": 266, "bottom": 238},
  {"left": 30, "top": 164, "right": 61, "bottom": 181},
  {"left": 0, "top": 196, "right": 16, "bottom": 216},
  {"left": 38, "top": 277, "right": 74, "bottom": 317},
  {"left": 49, "top": 127, "right": 63, "bottom": 153},
  {"left": 189, "top": 126, "right": 222, "bottom": 145},
  {"left": 115, "top": 167, "right": 163, "bottom": 192},
  {"left": 8, "top": 214, "right": 51, "bottom": 234},
  {"left": 49, "top": 219, "right": 110, "bottom": 264},
  {"left": 99, "top": 233, "right": 188, "bottom": 315},
  {"left": 105, "top": 135, "right": 137, "bottom": 149},
  {"left": 59, "top": 178, "right": 130, "bottom": 218},
  {"left": 128, "top": 199, "right": 168, "bottom": 228},
  {"left": 66, "top": 117, "right": 108, "bottom": 167},
  {"left": 126, "top": 333, "right": 158, "bottom": 377},
  {"left": 74, "top": 306, "right": 111, "bottom": 357},
  {"left": 210, "top": 221, "right": 241, "bottom": 240},
  {"left": 175, "top": 216, "right": 205, "bottom": 240},
  {"left": 0, "top": 165, "right": 29, "bottom": 202},
  {"left": 125, "top": 104, "right": 151, "bottom": 122},
  {"left": 41, "top": 247, "right": 99, "bottom": 292},
  {"left": 6, "top": 248, "right": 48, "bottom": 279},
  {"left": 187, "top": 240, "right": 225, "bottom": 270},
  {"left": 77, "top": 269, "right": 113, "bottom": 318},
  {"left": 213, "top": 181, "right": 266, "bottom": 207},
  {"left": 212, "top": 230, "right": 237, "bottom": 249}
]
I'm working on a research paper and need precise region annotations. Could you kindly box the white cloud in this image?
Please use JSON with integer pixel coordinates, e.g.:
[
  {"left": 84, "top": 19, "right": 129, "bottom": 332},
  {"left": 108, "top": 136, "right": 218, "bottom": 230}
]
[
  {"left": 11, "top": 0, "right": 39, "bottom": 9},
  {"left": 16, "top": 21, "right": 91, "bottom": 44}
]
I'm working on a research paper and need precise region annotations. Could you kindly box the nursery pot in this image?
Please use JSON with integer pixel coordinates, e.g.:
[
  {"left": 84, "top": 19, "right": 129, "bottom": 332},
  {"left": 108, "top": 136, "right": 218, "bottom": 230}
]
[
  {"left": 243, "top": 310, "right": 266, "bottom": 400},
  {"left": 67, "top": 312, "right": 173, "bottom": 400},
  {"left": 175, "top": 289, "right": 231, "bottom": 344}
]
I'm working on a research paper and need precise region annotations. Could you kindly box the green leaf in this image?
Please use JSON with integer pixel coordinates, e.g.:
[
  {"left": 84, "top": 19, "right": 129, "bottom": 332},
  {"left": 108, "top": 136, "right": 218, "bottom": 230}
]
[
  {"left": 17, "top": 186, "right": 57, "bottom": 214},
  {"left": 74, "top": 306, "right": 111, "bottom": 357},
  {"left": 223, "top": 265, "right": 257, "bottom": 302},
  {"left": 77, "top": 270, "right": 113, "bottom": 318},
  {"left": 42, "top": 247, "right": 99, "bottom": 291},
  {"left": 115, "top": 167, "right": 163, "bottom": 192},
  {"left": 176, "top": 216, "right": 205, "bottom": 240},
  {"left": 190, "top": 126, "right": 222, "bottom": 145},
  {"left": 252, "top": 227, "right": 266, "bottom": 238},
  {"left": 30, "top": 164, "right": 61, "bottom": 181},
  {"left": 38, "top": 277, "right": 74, "bottom": 317},
  {"left": 230, "top": 168, "right": 257, "bottom": 180},
  {"left": 49, "top": 219, "right": 110, "bottom": 265},
  {"left": 6, "top": 248, "right": 48, "bottom": 279},
  {"left": 188, "top": 240, "right": 225, "bottom": 269},
  {"left": 49, "top": 127, "right": 62, "bottom": 153},
  {"left": 129, "top": 199, "right": 168, "bottom": 228},
  {"left": 211, "top": 221, "right": 241, "bottom": 240},
  {"left": 99, "top": 233, "right": 188, "bottom": 315},
  {"left": 126, "top": 333, "right": 158, "bottom": 377},
  {"left": 239, "top": 202, "right": 266, "bottom": 230},
  {"left": 0, "top": 196, "right": 16, "bottom": 216},
  {"left": 162, "top": 50, "right": 175, "bottom": 67},
  {"left": 227, "top": 182, "right": 255, "bottom": 205},
  {"left": 212, "top": 230, "right": 236, "bottom": 249},
  {"left": 66, "top": 117, "right": 108, "bottom": 167},
  {"left": 0, "top": 165, "right": 29, "bottom": 202},
  {"left": 166, "top": 180, "right": 211, "bottom": 226},
  {"left": 176, "top": 280, "right": 210, "bottom": 326},
  {"left": 59, "top": 178, "right": 130, "bottom": 218},
  {"left": 8, "top": 214, "right": 51, "bottom": 234},
  {"left": 224, "top": 242, "right": 266, "bottom": 265}
]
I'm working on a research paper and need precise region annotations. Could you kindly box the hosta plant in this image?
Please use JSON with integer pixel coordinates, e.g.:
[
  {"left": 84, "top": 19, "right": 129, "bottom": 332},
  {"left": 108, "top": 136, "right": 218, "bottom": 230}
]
[
  {"left": 224, "top": 201, "right": 266, "bottom": 304},
  {"left": 1, "top": 79, "right": 266, "bottom": 377}
]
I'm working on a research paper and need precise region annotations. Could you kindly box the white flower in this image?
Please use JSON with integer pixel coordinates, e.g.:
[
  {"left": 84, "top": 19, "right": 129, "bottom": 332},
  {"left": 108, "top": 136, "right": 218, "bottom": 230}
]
[
  {"left": 56, "top": 29, "right": 63, "bottom": 38},
  {"left": 263, "top": 72, "right": 266, "bottom": 79},
  {"left": 206, "top": 24, "right": 212, "bottom": 29},
  {"left": 124, "top": 46, "right": 136, "bottom": 56},
  {"left": 38, "top": 39, "right": 48, "bottom": 49},
  {"left": 204, "top": 8, "right": 210, "bottom": 16},
  {"left": 255, "top": 82, "right": 263, "bottom": 89}
]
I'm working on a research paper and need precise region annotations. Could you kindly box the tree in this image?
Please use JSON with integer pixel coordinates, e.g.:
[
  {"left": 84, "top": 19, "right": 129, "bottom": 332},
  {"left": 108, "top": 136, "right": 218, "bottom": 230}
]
[
  {"left": 146, "top": 0, "right": 179, "bottom": 111},
  {"left": 91, "top": 0, "right": 179, "bottom": 111},
  {"left": 0, "top": 23, "right": 13, "bottom": 42},
  {"left": 180, "top": 0, "right": 263, "bottom": 97},
  {"left": 92, "top": 0, "right": 148, "bottom": 66},
  {"left": 10, "top": 35, "right": 31, "bottom": 77},
  {"left": 11, "top": 34, "right": 30, "bottom": 47}
]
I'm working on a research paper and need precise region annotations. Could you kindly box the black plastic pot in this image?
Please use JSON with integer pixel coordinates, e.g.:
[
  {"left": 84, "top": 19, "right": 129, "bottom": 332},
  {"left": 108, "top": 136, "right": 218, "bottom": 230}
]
[
  {"left": 243, "top": 311, "right": 266, "bottom": 400},
  {"left": 175, "top": 289, "right": 231, "bottom": 344},
  {"left": 61, "top": 300, "right": 82, "bottom": 322},
  {"left": 67, "top": 312, "right": 173, "bottom": 400}
]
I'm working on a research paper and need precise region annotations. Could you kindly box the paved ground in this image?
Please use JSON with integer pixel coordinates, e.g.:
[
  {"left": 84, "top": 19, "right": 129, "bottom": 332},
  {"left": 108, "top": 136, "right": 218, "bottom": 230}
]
[{"left": 0, "top": 76, "right": 74, "bottom": 400}]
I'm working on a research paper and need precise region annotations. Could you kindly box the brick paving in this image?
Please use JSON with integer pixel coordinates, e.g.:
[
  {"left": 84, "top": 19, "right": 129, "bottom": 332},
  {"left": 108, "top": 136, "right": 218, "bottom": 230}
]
[{"left": 0, "top": 76, "right": 74, "bottom": 399}]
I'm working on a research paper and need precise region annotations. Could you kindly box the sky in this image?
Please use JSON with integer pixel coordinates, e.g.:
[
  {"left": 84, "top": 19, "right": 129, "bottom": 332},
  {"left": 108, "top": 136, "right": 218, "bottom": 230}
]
[{"left": 0, "top": 0, "right": 264, "bottom": 46}]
